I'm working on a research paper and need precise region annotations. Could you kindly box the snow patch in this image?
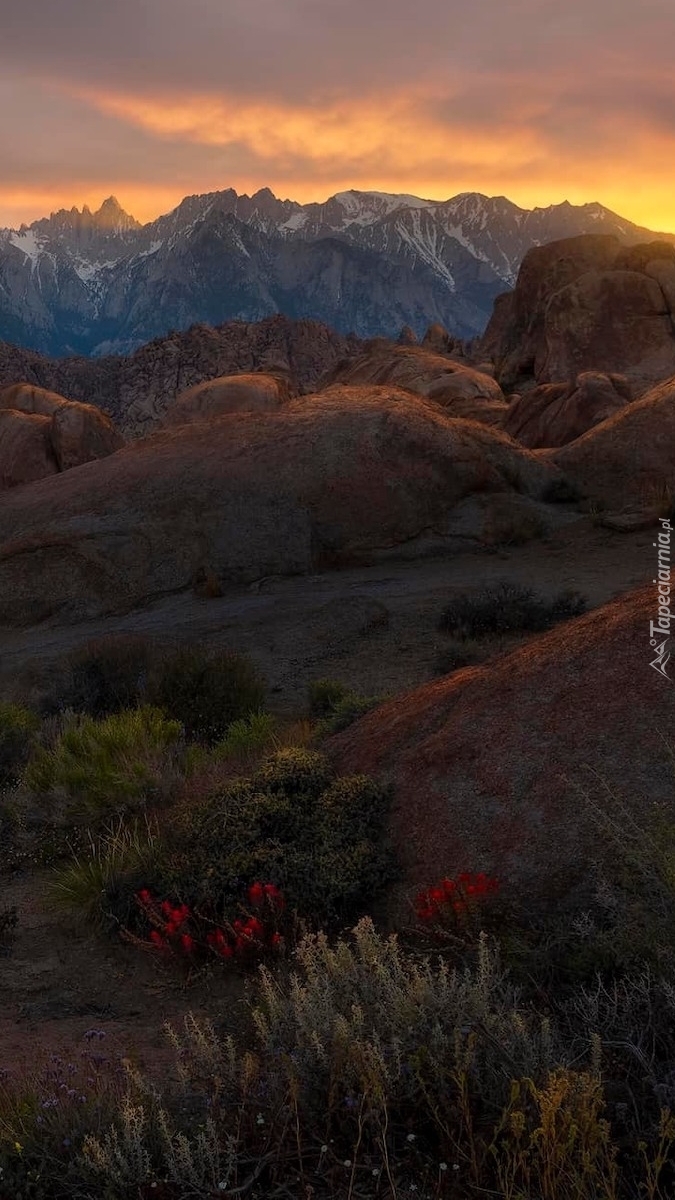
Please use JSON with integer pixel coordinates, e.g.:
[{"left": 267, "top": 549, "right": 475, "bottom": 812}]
[{"left": 9, "top": 229, "right": 43, "bottom": 264}]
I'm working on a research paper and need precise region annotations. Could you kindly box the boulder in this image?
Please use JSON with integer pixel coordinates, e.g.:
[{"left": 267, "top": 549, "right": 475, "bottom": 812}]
[
  {"left": 481, "top": 235, "right": 675, "bottom": 393},
  {"left": 421, "top": 323, "right": 459, "bottom": 356},
  {"left": 164, "top": 372, "right": 291, "bottom": 427},
  {"left": 0, "top": 383, "right": 124, "bottom": 474},
  {"left": 503, "top": 371, "right": 631, "bottom": 448},
  {"left": 0, "top": 410, "right": 58, "bottom": 490},
  {"left": 545, "top": 374, "right": 675, "bottom": 506},
  {"left": 0, "top": 386, "right": 562, "bottom": 625},
  {"left": 317, "top": 344, "right": 505, "bottom": 414},
  {"left": 329, "top": 585, "right": 675, "bottom": 920}
]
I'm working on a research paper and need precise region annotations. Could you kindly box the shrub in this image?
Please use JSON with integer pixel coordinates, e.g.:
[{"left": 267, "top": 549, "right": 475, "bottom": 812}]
[
  {"left": 146, "top": 645, "right": 265, "bottom": 744},
  {"left": 315, "top": 692, "right": 382, "bottom": 736},
  {"left": 50, "top": 817, "right": 162, "bottom": 928},
  {"left": 23, "top": 706, "right": 183, "bottom": 825},
  {"left": 157, "top": 748, "right": 396, "bottom": 931},
  {"left": 439, "top": 581, "right": 587, "bottom": 638},
  {"left": 307, "top": 678, "right": 351, "bottom": 718},
  {"left": 0, "top": 702, "right": 39, "bottom": 788},
  {"left": 59, "top": 635, "right": 154, "bottom": 718}
]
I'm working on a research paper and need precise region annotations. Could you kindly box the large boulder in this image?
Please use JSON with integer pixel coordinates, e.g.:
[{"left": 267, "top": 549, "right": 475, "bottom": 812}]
[
  {"left": 318, "top": 344, "right": 505, "bottom": 420},
  {"left": 0, "top": 410, "right": 58, "bottom": 490},
  {"left": 482, "top": 235, "right": 675, "bottom": 393},
  {"left": 0, "top": 386, "right": 563, "bottom": 625},
  {"left": 0, "top": 384, "right": 124, "bottom": 475},
  {"left": 545, "top": 374, "right": 675, "bottom": 506},
  {"left": 164, "top": 372, "right": 291, "bottom": 427},
  {"left": 503, "top": 371, "right": 631, "bottom": 448},
  {"left": 329, "top": 585, "right": 675, "bottom": 919}
]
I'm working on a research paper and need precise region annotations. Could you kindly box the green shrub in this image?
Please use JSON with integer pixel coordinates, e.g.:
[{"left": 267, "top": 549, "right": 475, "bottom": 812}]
[
  {"left": 161, "top": 748, "right": 396, "bottom": 929},
  {"left": 146, "top": 645, "right": 265, "bottom": 744},
  {"left": 50, "top": 817, "right": 162, "bottom": 928},
  {"left": 59, "top": 634, "right": 154, "bottom": 718},
  {"left": 439, "top": 581, "right": 587, "bottom": 638},
  {"left": 315, "top": 692, "right": 382, "bottom": 736},
  {"left": 0, "top": 702, "right": 39, "bottom": 788},
  {"left": 211, "top": 712, "right": 277, "bottom": 761},
  {"left": 307, "top": 677, "right": 351, "bottom": 718},
  {"left": 23, "top": 706, "right": 183, "bottom": 824}
]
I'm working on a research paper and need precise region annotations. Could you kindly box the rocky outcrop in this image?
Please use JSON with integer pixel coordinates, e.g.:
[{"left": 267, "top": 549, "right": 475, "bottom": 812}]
[
  {"left": 318, "top": 344, "right": 505, "bottom": 421},
  {"left": 503, "top": 371, "right": 632, "bottom": 448},
  {"left": 544, "top": 374, "right": 675, "bottom": 506},
  {"left": 0, "top": 384, "right": 123, "bottom": 485},
  {"left": 0, "top": 316, "right": 365, "bottom": 438},
  {"left": 0, "top": 386, "right": 563, "bottom": 626},
  {"left": 164, "top": 373, "right": 292, "bottom": 427},
  {"left": 421, "top": 323, "right": 461, "bottom": 356},
  {"left": 482, "top": 236, "right": 675, "bottom": 393},
  {"left": 329, "top": 585, "right": 675, "bottom": 920},
  {"left": 0, "top": 410, "right": 58, "bottom": 490}
]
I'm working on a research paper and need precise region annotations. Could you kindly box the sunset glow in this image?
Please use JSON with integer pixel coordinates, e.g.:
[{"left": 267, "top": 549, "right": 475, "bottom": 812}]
[{"left": 1, "top": 0, "right": 674, "bottom": 232}]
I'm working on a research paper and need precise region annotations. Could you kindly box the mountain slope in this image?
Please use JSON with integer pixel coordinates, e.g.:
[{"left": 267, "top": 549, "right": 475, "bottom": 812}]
[{"left": 1, "top": 189, "right": 672, "bottom": 356}]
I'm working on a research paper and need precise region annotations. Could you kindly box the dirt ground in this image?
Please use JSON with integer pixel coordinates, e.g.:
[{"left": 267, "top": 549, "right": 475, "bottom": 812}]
[{"left": 0, "top": 516, "right": 656, "bottom": 1081}]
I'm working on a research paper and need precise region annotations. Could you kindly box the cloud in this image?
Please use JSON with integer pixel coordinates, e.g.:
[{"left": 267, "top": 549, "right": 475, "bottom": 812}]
[{"left": 1, "top": 0, "right": 674, "bottom": 230}]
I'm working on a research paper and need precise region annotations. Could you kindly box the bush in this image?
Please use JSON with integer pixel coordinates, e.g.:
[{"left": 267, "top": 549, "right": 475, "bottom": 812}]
[
  {"left": 307, "top": 678, "right": 351, "bottom": 718},
  {"left": 439, "top": 581, "right": 587, "bottom": 638},
  {"left": 59, "top": 635, "right": 154, "bottom": 718},
  {"left": 315, "top": 693, "right": 382, "bottom": 736},
  {"left": 23, "top": 706, "right": 183, "bottom": 825},
  {"left": 0, "top": 702, "right": 39, "bottom": 788},
  {"left": 146, "top": 645, "right": 265, "bottom": 744},
  {"left": 159, "top": 748, "right": 396, "bottom": 930}
]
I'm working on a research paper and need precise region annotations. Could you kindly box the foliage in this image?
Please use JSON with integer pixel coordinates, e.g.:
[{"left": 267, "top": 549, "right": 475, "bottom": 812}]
[
  {"left": 146, "top": 645, "right": 266, "bottom": 745},
  {"left": 58, "top": 634, "right": 154, "bottom": 718},
  {"left": 0, "top": 702, "right": 39, "bottom": 789},
  {"left": 23, "top": 706, "right": 183, "bottom": 825},
  {"left": 434, "top": 637, "right": 489, "bottom": 675},
  {"left": 307, "top": 678, "right": 351, "bottom": 718},
  {"left": 158, "top": 748, "right": 397, "bottom": 931},
  {"left": 50, "top": 817, "right": 162, "bottom": 928},
  {"left": 439, "top": 581, "right": 587, "bottom": 638}
]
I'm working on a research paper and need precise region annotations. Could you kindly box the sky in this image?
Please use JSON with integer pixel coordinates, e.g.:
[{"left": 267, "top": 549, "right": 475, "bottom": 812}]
[{"left": 2, "top": 0, "right": 675, "bottom": 231}]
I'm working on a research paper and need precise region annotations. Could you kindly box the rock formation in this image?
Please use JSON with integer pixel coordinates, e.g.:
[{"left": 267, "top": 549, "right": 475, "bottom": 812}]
[
  {"left": 544, "top": 374, "right": 675, "bottom": 506},
  {"left": 163, "top": 373, "right": 292, "bottom": 427},
  {"left": 0, "top": 384, "right": 123, "bottom": 487},
  {"left": 482, "top": 236, "right": 675, "bottom": 393},
  {"left": 503, "top": 371, "right": 632, "bottom": 448},
  {"left": 0, "top": 386, "right": 562, "bottom": 625},
  {"left": 329, "top": 585, "right": 675, "bottom": 919}
]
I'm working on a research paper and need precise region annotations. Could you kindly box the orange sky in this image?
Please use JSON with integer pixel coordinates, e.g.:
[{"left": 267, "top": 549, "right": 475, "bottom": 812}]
[{"left": 1, "top": 0, "right": 674, "bottom": 232}]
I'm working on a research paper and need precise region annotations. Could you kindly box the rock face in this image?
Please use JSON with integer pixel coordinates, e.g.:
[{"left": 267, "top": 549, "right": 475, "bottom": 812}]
[
  {"left": 0, "top": 387, "right": 562, "bottom": 626},
  {"left": 318, "top": 344, "right": 506, "bottom": 422},
  {"left": 503, "top": 371, "right": 632, "bottom": 448},
  {"left": 0, "top": 410, "right": 58, "bottom": 489},
  {"left": 0, "top": 315, "right": 365, "bottom": 438},
  {"left": 483, "top": 236, "right": 675, "bottom": 393},
  {"left": 164, "top": 373, "right": 291, "bottom": 427},
  {"left": 544, "top": 374, "right": 675, "bottom": 505},
  {"left": 329, "top": 585, "right": 675, "bottom": 918},
  {"left": 0, "top": 384, "right": 123, "bottom": 485}
]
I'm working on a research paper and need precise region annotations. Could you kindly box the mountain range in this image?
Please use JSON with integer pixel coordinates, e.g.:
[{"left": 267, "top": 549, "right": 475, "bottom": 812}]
[{"left": 1, "top": 188, "right": 673, "bottom": 357}]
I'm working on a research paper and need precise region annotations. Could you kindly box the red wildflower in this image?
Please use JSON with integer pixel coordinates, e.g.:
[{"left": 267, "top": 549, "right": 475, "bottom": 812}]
[
  {"left": 248, "top": 882, "right": 265, "bottom": 906},
  {"left": 180, "top": 933, "right": 195, "bottom": 954},
  {"left": 137, "top": 888, "right": 152, "bottom": 906},
  {"left": 245, "top": 917, "right": 264, "bottom": 939},
  {"left": 149, "top": 930, "right": 166, "bottom": 948},
  {"left": 270, "top": 932, "right": 282, "bottom": 948},
  {"left": 219, "top": 943, "right": 234, "bottom": 959},
  {"left": 441, "top": 878, "right": 456, "bottom": 896}
]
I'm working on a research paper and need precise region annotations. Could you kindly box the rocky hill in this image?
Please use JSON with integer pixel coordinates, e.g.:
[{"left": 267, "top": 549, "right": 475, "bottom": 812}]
[
  {"left": 1, "top": 189, "right": 672, "bottom": 356},
  {"left": 0, "top": 315, "right": 364, "bottom": 437}
]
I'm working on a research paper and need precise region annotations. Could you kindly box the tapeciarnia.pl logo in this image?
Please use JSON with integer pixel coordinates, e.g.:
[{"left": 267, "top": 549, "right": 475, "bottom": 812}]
[{"left": 650, "top": 517, "right": 673, "bottom": 680}]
